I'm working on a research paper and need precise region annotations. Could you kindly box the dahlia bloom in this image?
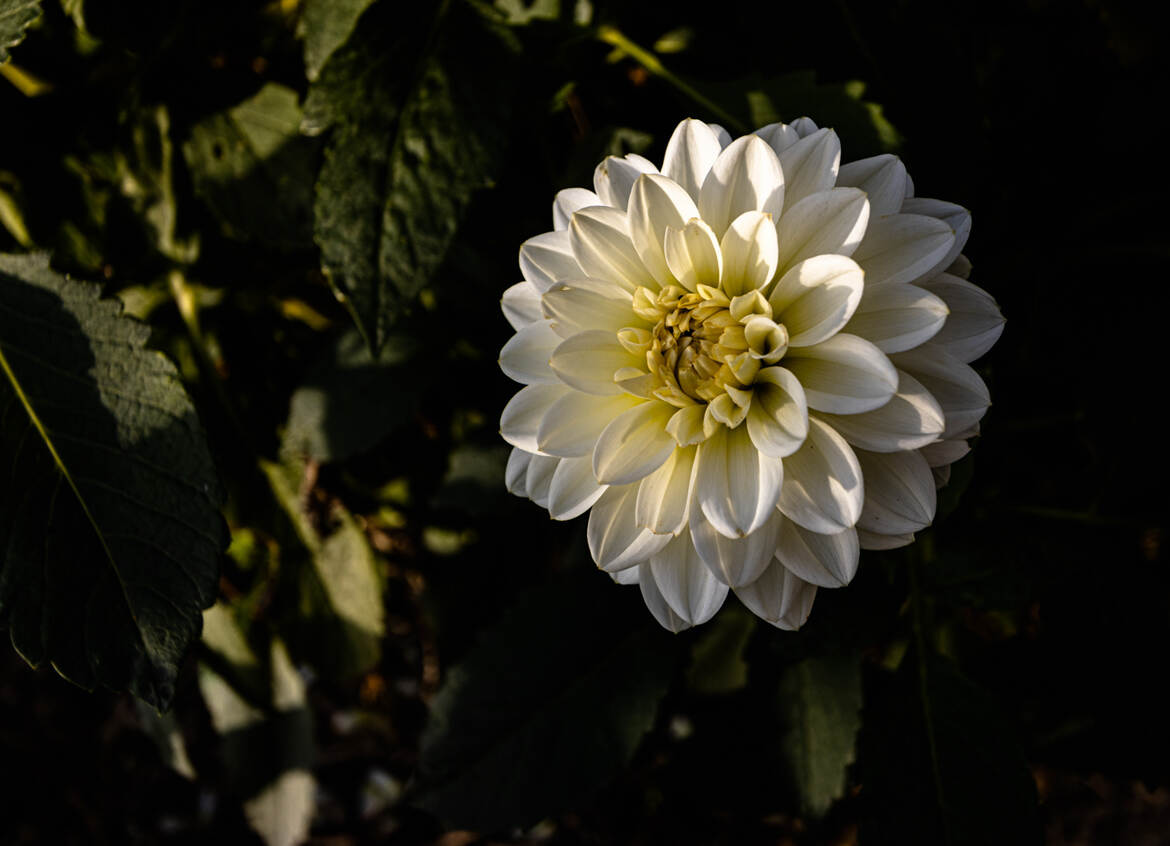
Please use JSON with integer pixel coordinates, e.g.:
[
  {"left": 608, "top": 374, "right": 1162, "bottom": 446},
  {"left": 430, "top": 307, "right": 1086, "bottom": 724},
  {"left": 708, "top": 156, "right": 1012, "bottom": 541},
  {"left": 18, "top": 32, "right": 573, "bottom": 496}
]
[{"left": 499, "top": 117, "right": 1003, "bottom": 632}]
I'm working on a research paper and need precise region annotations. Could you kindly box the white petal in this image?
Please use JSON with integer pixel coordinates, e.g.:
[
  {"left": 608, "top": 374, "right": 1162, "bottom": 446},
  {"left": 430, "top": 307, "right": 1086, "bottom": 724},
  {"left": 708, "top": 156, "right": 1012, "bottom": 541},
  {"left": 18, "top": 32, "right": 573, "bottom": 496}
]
[
  {"left": 891, "top": 345, "right": 990, "bottom": 439},
  {"left": 505, "top": 448, "right": 532, "bottom": 496},
  {"left": 858, "top": 529, "right": 914, "bottom": 550},
  {"left": 628, "top": 173, "right": 702, "bottom": 287},
  {"left": 666, "top": 404, "right": 707, "bottom": 446},
  {"left": 519, "top": 230, "right": 582, "bottom": 293},
  {"left": 707, "top": 123, "right": 733, "bottom": 148},
  {"left": 542, "top": 279, "right": 639, "bottom": 338},
  {"left": 593, "top": 153, "right": 658, "bottom": 211},
  {"left": 775, "top": 519, "right": 860, "bottom": 588},
  {"left": 852, "top": 213, "right": 954, "bottom": 287},
  {"left": 756, "top": 121, "right": 802, "bottom": 155},
  {"left": 695, "top": 424, "right": 783, "bottom": 538},
  {"left": 775, "top": 128, "right": 840, "bottom": 209},
  {"left": 537, "top": 391, "right": 642, "bottom": 457},
  {"left": 777, "top": 416, "right": 863, "bottom": 534},
  {"left": 746, "top": 366, "right": 809, "bottom": 458},
  {"left": 774, "top": 188, "right": 870, "bottom": 275},
  {"left": 697, "top": 134, "right": 785, "bottom": 238},
  {"left": 499, "top": 320, "right": 562, "bottom": 384},
  {"left": 553, "top": 187, "right": 601, "bottom": 230},
  {"left": 569, "top": 206, "right": 654, "bottom": 292},
  {"left": 918, "top": 274, "right": 1005, "bottom": 363},
  {"left": 661, "top": 118, "right": 724, "bottom": 201},
  {"left": 734, "top": 560, "right": 816, "bottom": 630},
  {"left": 815, "top": 370, "right": 944, "bottom": 452},
  {"left": 612, "top": 566, "right": 640, "bottom": 585},
  {"left": 720, "top": 210, "right": 780, "bottom": 295},
  {"left": 664, "top": 218, "right": 723, "bottom": 291},
  {"left": 588, "top": 484, "right": 672, "bottom": 571},
  {"left": 592, "top": 401, "right": 678, "bottom": 485},
  {"left": 855, "top": 448, "right": 937, "bottom": 536},
  {"left": 548, "top": 455, "right": 608, "bottom": 520},
  {"left": 784, "top": 333, "right": 898, "bottom": 414},
  {"left": 948, "top": 254, "right": 972, "bottom": 279},
  {"left": 691, "top": 510, "right": 782, "bottom": 588},
  {"left": 901, "top": 197, "right": 971, "bottom": 279},
  {"left": 525, "top": 454, "right": 559, "bottom": 508},
  {"left": 788, "top": 117, "right": 820, "bottom": 137},
  {"left": 635, "top": 444, "right": 698, "bottom": 534},
  {"left": 843, "top": 282, "right": 949, "bottom": 353},
  {"left": 836, "top": 154, "right": 908, "bottom": 218},
  {"left": 501, "top": 281, "right": 544, "bottom": 331},
  {"left": 500, "top": 383, "right": 571, "bottom": 452},
  {"left": 768, "top": 255, "right": 864, "bottom": 347},
  {"left": 549, "top": 329, "right": 641, "bottom": 395},
  {"left": 638, "top": 561, "right": 690, "bottom": 632},
  {"left": 920, "top": 437, "right": 970, "bottom": 468},
  {"left": 649, "top": 533, "right": 730, "bottom": 625}
]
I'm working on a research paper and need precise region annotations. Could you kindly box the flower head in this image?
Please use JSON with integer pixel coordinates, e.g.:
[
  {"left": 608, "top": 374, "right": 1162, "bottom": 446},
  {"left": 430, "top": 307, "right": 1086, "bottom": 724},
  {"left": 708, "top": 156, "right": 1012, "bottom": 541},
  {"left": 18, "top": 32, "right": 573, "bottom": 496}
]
[{"left": 499, "top": 117, "right": 1004, "bottom": 631}]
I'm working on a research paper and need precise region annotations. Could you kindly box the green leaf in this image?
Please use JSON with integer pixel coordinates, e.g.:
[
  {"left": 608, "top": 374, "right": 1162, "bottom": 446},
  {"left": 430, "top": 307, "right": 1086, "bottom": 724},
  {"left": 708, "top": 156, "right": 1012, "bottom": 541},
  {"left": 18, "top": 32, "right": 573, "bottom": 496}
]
[
  {"left": 0, "top": 0, "right": 40, "bottom": 63},
  {"left": 305, "top": 0, "right": 519, "bottom": 350},
  {"left": 685, "top": 603, "right": 755, "bottom": 695},
  {"left": 297, "top": 0, "right": 378, "bottom": 82},
  {"left": 0, "top": 253, "right": 226, "bottom": 708},
  {"left": 777, "top": 654, "right": 863, "bottom": 818},
  {"left": 414, "top": 574, "right": 682, "bottom": 831}
]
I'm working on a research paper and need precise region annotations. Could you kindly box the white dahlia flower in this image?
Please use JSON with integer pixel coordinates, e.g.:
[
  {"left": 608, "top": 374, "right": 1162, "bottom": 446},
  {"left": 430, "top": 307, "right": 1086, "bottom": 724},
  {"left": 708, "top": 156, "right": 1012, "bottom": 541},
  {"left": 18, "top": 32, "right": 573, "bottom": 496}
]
[{"left": 499, "top": 117, "right": 1004, "bottom": 632}]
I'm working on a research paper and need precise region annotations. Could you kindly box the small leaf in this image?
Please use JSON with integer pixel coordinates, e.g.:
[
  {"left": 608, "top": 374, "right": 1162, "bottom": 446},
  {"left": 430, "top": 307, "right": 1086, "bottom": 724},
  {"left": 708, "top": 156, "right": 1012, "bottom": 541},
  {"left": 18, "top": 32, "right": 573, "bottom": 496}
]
[
  {"left": 297, "top": 0, "right": 378, "bottom": 81},
  {"left": 685, "top": 603, "right": 756, "bottom": 695},
  {"left": 0, "top": 253, "right": 226, "bottom": 708},
  {"left": 0, "top": 0, "right": 40, "bottom": 63}
]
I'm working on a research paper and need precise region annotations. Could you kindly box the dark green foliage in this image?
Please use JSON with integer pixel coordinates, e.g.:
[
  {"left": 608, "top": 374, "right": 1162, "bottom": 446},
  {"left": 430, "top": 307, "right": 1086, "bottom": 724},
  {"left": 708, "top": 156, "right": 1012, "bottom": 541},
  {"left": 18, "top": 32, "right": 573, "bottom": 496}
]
[{"left": 0, "top": 0, "right": 39, "bottom": 63}]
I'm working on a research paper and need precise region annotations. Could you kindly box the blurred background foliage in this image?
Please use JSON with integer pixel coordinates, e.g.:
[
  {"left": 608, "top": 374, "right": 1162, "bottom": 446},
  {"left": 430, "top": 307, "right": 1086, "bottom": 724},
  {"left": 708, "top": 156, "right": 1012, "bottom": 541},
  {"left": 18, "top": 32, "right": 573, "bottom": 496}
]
[{"left": 1, "top": 0, "right": 1168, "bottom": 843}]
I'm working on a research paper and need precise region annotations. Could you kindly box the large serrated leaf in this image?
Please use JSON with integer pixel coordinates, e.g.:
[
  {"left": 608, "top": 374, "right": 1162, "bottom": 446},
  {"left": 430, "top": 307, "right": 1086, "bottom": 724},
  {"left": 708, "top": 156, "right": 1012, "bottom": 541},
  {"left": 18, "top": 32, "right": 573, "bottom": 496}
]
[
  {"left": 306, "top": 0, "right": 518, "bottom": 351},
  {"left": 297, "top": 0, "right": 377, "bottom": 82},
  {"left": 0, "top": 0, "right": 40, "bottom": 63},
  {"left": 0, "top": 253, "right": 226, "bottom": 708}
]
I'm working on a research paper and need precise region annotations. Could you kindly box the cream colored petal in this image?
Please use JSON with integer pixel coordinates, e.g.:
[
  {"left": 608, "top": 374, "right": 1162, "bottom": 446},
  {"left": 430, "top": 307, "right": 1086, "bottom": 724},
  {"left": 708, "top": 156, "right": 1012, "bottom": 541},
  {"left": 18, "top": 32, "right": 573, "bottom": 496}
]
[
  {"left": 918, "top": 273, "right": 1005, "bottom": 363},
  {"left": 549, "top": 329, "right": 641, "bottom": 395},
  {"left": 525, "top": 454, "right": 560, "bottom": 508},
  {"left": 661, "top": 118, "right": 724, "bottom": 201},
  {"left": 784, "top": 333, "right": 898, "bottom": 414},
  {"left": 552, "top": 187, "right": 600, "bottom": 230},
  {"left": 836, "top": 154, "right": 908, "bottom": 218},
  {"left": 666, "top": 403, "right": 707, "bottom": 446},
  {"left": 920, "top": 437, "right": 970, "bottom": 468},
  {"left": 756, "top": 121, "right": 801, "bottom": 155},
  {"left": 628, "top": 173, "right": 701, "bottom": 287},
  {"left": 501, "top": 281, "right": 544, "bottom": 331},
  {"left": 612, "top": 566, "right": 640, "bottom": 585},
  {"left": 720, "top": 210, "right": 780, "bottom": 296},
  {"left": 775, "top": 519, "right": 859, "bottom": 588},
  {"left": 500, "top": 383, "right": 571, "bottom": 453},
  {"left": 695, "top": 424, "right": 783, "bottom": 538},
  {"left": 855, "top": 448, "right": 936, "bottom": 536},
  {"left": 948, "top": 254, "right": 972, "bottom": 279},
  {"left": 734, "top": 560, "right": 817, "bottom": 630},
  {"left": 548, "top": 455, "right": 608, "bottom": 520},
  {"left": 774, "top": 188, "right": 870, "bottom": 275},
  {"left": 901, "top": 197, "right": 971, "bottom": 279},
  {"left": 499, "top": 320, "right": 562, "bottom": 385},
  {"left": 638, "top": 561, "right": 690, "bottom": 632},
  {"left": 649, "top": 532, "right": 730, "bottom": 624},
  {"left": 769, "top": 255, "right": 864, "bottom": 347},
  {"left": 593, "top": 153, "right": 657, "bottom": 211},
  {"left": 857, "top": 529, "right": 914, "bottom": 550},
  {"left": 788, "top": 117, "right": 820, "bottom": 137},
  {"left": 635, "top": 444, "right": 698, "bottom": 534},
  {"left": 776, "top": 128, "right": 840, "bottom": 209},
  {"left": 777, "top": 416, "right": 863, "bottom": 534},
  {"left": 746, "top": 366, "right": 809, "bottom": 458},
  {"left": 505, "top": 447, "right": 532, "bottom": 496},
  {"left": 664, "top": 218, "right": 723, "bottom": 291},
  {"left": 815, "top": 370, "right": 944, "bottom": 453},
  {"left": 519, "top": 230, "right": 582, "bottom": 293},
  {"left": 537, "top": 391, "right": 642, "bottom": 457},
  {"left": 542, "top": 279, "right": 639, "bottom": 338},
  {"left": 843, "top": 282, "right": 948, "bottom": 354},
  {"left": 588, "top": 484, "right": 672, "bottom": 572},
  {"left": 698, "top": 134, "right": 785, "bottom": 238},
  {"left": 852, "top": 213, "right": 954, "bottom": 287},
  {"left": 707, "top": 122, "right": 733, "bottom": 148},
  {"left": 569, "top": 205, "right": 655, "bottom": 292},
  {"left": 592, "top": 401, "right": 678, "bottom": 485},
  {"left": 891, "top": 344, "right": 990, "bottom": 439},
  {"left": 691, "top": 510, "right": 782, "bottom": 588}
]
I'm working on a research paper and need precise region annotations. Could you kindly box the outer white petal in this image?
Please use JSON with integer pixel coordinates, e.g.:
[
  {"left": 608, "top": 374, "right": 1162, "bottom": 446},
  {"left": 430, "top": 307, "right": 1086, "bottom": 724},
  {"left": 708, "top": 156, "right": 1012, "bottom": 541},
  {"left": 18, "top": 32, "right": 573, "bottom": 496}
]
[
  {"left": 638, "top": 561, "right": 690, "bottom": 632},
  {"left": 734, "top": 560, "right": 817, "bottom": 630},
  {"left": 892, "top": 345, "right": 990, "bottom": 439},
  {"left": 815, "top": 370, "right": 944, "bottom": 452},
  {"left": 690, "top": 510, "right": 782, "bottom": 588},
  {"left": 756, "top": 121, "right": 802, "bottom": 155},
  {"left": 948, "top": 254, "right": 972, "bottom": 279},
  {"left": 836, "top": 154, "right": 908, "bottom": 218},
  {"left": 775, "top": 128, "right": 840, "bottom": 209},
  {"left": 707, "top": 123, "right": 733, "bottom": 148},
  {"left": 920, "top": 437, "right": 970, "bottom": 468},
  {"left": 499, "top": 321, "right": 562, "bottom": 384},
  {"left": 784, "top": 333, "right": 898, "bottom": 414},
  {"left": 549, "top": 329, "right": 641, "bottom": 395},
  {"left": 775, "top": 519, "right": 860, "bottom": 588},
  {"left": 788, "top": 117, "right": 820, "bottom": 138},
  {"left": 855, "top": 449, "right": 937, "bottom": 536},
  {"left": 569, "top": 206, "right": 655, "bottom": 292},
  {"left": 635, "top": 444, "right": 698, "bottom": 534},
  {"left": 901, "top": 197, "right": 971, "bottom": 279},
  {"left": 505, "top": 448, "right": 533, "bottom": 496},
  {"left": 628, "top": 173, "right": 701, "bottom": 287},
  {"left": 858, "top": 529, "right": 914, "bottom": 551},
  {"left": 537, "top": 391, "right": 642, "bottom": 457},
  {"left": 661, "top": 118, "right": 724, "bottom": 201},
  {"left": 918, "top": 273, "right": 1005, "bottom": 363},
  {"left": 777, "top": 416, "right": 863, "bottom": 534},
  {"left": 843, "top": 282, "right": 949, "bottom": 354},
  {"left": 501, "top": 281, "right": 543, "bottom": 330},
  {"left": 542, "top": 279, "right": 639, "bottom": 338},
  {"left": 588, "top": 484, "right": 672, "bottom": 572},
  {"left": 500, "top": 383, "right": 571, "bottom": 452},
  {"left": 664, "top": 218, "right": 723, "bottom": 292},
  {"left": 553, "top": 187, "right": 601, "bottom": 230},
  {"left": 720, "top": 210, "right": 780, "bottom": 295},
  {"left": 592, "top": 401, "right": 678, "bottom": 485},
  {"left": 525, "top": 454, "right": 559, "bottom": 508},
  {"left": 768, "top": 255, "right": 864, "bottom": 347},
  {"left": 697, "top": 135, "right": 785, "bottom": 238},
  {"left": 612, "top": 566, "right": 640, "bottom": 585},
  {"left": 746, "top": 366, "right": 809, "bottom": 458},
  {"left": 519, "top": 230, "right": 582, "bottom": 293},
  {"left": 774, "top": 188, "right": 870, "bottom": 275},
  {"left": 593, "top": 153, "right": 658, "bottom": 211},
  {"left": 852, "top": 214, "right": 955, "bottom": 287},
  {"left": 695, "top": 424, "right": 783, "bottom": 538},
  {"left": 649, "top": 533, "right": 730, "bottom": 625},
  {"left": 548, "top": 455, "right": 608, "bottom": 520}
]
